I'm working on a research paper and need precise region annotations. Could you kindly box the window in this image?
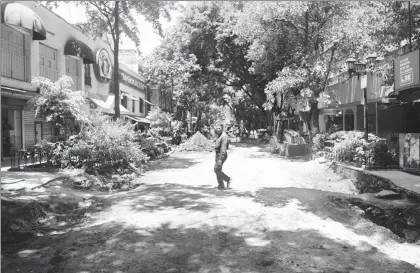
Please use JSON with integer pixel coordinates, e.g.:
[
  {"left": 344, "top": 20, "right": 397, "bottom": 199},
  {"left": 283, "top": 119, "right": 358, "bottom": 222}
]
[
  {"left": 146, "top": 90, "right": 152, "bottom": 113},
  {"left": 1, "top": 24, "right": 28, "bottom": 81},
  {"left": 132, "top": 99, "right": 135, "bottom": 113},
  {"left": 65, "top": 56, "right": 81, "bottom": 90},
  {"left": 84, "top": 64, "right": 91, "bottom": 87},
  {"left": 39, "top": 44, "right": 58, "bottom": 82},
  {"left": 139, "top": 99, "right": 144, "bottom": 113},
  {"left": 122, "top": 95, "right": 128, "bottom": 108}
]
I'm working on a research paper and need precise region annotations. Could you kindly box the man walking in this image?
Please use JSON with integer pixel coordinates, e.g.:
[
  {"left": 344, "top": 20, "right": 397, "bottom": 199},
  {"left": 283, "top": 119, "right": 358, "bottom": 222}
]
[{"left": 214, "top": 123, "right": 232, "bottom": 190}]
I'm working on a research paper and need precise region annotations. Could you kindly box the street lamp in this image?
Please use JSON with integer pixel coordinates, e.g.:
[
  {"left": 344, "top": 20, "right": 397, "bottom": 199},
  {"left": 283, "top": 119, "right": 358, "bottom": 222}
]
[
  {"left": 346, "top": 55, "right": 376, "bottom": 141},
  {"left": 366, "top": 53, "right": 377, "bottom": 74},
  {"left": 346, "top": 57, "right": 356, "bottom": 76}
]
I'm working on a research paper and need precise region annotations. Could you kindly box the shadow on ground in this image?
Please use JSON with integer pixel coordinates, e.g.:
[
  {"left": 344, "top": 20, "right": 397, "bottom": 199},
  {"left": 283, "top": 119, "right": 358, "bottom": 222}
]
[
  {"left": 145, "top": 154, "right": 203, "bottom": 172},
  {"left": 2, "top": 181, "right": 418, "bottom": 273}
]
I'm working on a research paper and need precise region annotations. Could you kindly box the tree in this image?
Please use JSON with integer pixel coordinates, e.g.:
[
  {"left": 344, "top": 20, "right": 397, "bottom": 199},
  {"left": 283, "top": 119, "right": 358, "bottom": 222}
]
[
  {"left": 44, "top": 1, "right": 174, "bottom": 120},
  {"left": 148, "top": 2, "right": 269, "bottom": 130},
  {"left": 29, "top": 76, "right": 90, "bottom": 137},
  {"left": 146, "top": 107, "right": 173, "bottom": 132},
  {"left": 229, "top": 1, "right": 397, "bottom": 135},
  {"left": 143, "top": 1, "right": 411, "bottom": 135}
]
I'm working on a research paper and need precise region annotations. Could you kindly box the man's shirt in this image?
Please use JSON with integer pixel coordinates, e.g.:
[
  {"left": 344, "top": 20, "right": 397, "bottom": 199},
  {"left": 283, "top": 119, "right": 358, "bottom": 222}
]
[{"left": 215, "top": 132, "right": 229, "bottom": 158}]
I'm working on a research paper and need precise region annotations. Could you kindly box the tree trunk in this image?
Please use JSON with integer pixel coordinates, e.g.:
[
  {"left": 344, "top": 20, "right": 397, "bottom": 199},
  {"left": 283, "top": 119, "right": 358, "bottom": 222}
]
[
  {"left": 195, "top": 110, "right": 202, "bottom": 132},
  {"left": 113, "top": 1, "right": 120, "bottom": 121}
]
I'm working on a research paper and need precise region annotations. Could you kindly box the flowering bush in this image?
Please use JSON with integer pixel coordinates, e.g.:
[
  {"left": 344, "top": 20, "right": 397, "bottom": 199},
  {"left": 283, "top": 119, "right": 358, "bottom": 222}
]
[
  {"left": 61, "top": 114, "right": 147, "bottom": 171},
  {"left": 29, "top": 76, "right": 89, "bottom": 136}
]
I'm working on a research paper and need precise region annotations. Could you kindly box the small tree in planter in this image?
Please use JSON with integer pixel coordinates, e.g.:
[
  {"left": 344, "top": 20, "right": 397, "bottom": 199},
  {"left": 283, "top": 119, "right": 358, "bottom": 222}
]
[{"left": 29, "top": 76, "right": 90, "bottom": 138}]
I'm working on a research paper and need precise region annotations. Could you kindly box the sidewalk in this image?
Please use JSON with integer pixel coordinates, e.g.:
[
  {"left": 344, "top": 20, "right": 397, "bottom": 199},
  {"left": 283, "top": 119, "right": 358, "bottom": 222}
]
[
  {"left": 368, "top": 170, "right": 420, "bottom": 196},
  {"left": 1, "top": 171, "right": 59, "bottom": 192},
  {"left": 331, "top": 162, "right": 420, "bottom": 200}
]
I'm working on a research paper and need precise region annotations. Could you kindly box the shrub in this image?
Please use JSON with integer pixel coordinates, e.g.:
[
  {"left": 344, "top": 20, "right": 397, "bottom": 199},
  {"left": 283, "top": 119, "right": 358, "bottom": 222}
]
[
  {"left": 61, "top": 114, "right": 147, "bottom": 171},
  {"left": 312, "top": 133, "right": 328, "bottom": 151},
  {"left": 320, "top": 130, "right": 398, "bottom": 168},
  {"left": 29, "top": 76, "right": 89, "bottom": 136}
]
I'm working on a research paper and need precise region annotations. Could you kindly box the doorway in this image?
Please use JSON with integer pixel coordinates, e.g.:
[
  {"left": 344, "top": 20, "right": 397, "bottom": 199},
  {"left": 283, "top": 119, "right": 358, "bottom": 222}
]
[
  {"left": 34, "top": 121, "right": 43, "bottom": 144},
  {"left": 344, "top": 108, "right": 355, "bottom": 131},
  {"left": 1, "top": 108, "right": 23, "bottom": 159}
]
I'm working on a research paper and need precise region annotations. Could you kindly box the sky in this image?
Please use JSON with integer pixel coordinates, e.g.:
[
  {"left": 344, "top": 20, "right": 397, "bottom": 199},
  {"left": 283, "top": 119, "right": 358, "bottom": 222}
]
[{"left": 51, "top": 2, "right": 186, "bottom": 56}]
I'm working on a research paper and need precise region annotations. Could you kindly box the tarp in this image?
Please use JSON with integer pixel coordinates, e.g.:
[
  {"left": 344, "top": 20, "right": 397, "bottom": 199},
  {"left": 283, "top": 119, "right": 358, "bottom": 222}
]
[
  {"left": 89, "top": 94, "right": 129, "bottom": 114},
  {"left": 124, "top": 115, "right": 150, "bottom": 124}
]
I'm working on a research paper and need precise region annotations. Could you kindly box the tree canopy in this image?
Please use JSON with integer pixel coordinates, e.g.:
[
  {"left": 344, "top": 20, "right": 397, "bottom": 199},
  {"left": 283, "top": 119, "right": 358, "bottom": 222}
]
[{"left": 142, "top": 1, "right": 420, "bottom": 132}]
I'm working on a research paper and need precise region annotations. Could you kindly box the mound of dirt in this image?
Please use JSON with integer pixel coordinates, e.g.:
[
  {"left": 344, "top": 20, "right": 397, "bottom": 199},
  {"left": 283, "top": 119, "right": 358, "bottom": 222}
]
[
  {"left": 178, "top": 132, "right": 214, "bottom": 152},
  {"left": 1, "top": 195, "right": 98, "bottom": 249}
]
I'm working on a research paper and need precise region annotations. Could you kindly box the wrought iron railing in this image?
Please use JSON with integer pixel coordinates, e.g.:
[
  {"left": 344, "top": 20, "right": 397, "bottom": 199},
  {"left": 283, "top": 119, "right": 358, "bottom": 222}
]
[
  {"left": 1, "top": 49, "right": 29, "bottom": 82},
  {"left": 8, "top": 143, "right": 128, "bottom": 171}
]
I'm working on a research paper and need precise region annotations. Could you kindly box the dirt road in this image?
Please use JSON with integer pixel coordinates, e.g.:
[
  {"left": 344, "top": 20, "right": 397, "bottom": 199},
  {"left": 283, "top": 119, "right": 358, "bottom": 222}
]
[{"left": 2, "top": 143, "right": 420, "bottom": 273}]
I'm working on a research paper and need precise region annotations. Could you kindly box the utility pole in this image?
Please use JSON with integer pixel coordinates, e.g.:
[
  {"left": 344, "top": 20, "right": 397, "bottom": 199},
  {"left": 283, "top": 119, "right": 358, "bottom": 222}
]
[
  {"left": 171, "top": 74, "right": 174, "bottom": 113},
  {"left": 408, "top": 1, "right": 412, "bottom": 52},
  {"left": 363, "top": 87, "right": 368, "bottom": 141}
]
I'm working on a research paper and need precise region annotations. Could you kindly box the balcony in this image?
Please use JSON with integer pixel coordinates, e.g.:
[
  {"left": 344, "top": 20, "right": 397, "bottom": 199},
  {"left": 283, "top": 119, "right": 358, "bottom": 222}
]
[
  {"left": 1, "top": 49, "right": 29, "bottom": 82},
  {"left": 39, "top": 65, "right": 58, "bottom": 82}
]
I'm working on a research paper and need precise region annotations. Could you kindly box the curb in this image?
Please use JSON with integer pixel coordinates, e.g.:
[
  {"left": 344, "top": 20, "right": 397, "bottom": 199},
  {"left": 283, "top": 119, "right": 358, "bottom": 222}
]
[{"left": 330, "top": 162, "right": 420, "bottom": 202}]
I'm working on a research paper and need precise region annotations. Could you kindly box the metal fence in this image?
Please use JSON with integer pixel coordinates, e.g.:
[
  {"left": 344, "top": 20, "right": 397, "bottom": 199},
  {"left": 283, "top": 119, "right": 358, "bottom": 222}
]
[{"left": 8, "top": 145, "right": 127, "bottom": 171}]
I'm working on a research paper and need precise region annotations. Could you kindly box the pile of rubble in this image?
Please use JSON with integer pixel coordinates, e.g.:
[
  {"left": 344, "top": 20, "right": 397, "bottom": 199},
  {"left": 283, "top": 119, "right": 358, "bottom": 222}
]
[{"left": 178, "top": 132, "right": 214, "bottom": 152}]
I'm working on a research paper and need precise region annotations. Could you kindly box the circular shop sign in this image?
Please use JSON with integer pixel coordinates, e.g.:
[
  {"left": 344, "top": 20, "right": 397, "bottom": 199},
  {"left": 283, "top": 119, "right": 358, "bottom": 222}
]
[{"left": 95, "top": 48, "right": 112, "bottom": 83}]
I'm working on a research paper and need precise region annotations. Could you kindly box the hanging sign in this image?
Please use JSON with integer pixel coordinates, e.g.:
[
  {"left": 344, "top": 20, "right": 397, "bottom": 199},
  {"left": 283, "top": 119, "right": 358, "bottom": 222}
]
[
  {"left": 94, "top": 48, "right": 112, "bottom": 83},
  {"left": 395, "top": 49, "right": 420, "bottom": 92}
]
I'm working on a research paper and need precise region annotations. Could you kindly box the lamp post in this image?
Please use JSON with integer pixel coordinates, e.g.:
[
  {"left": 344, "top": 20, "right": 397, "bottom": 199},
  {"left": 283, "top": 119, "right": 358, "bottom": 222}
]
[{"left": 346, "top": 54, "right": 378, "bottom": 141}]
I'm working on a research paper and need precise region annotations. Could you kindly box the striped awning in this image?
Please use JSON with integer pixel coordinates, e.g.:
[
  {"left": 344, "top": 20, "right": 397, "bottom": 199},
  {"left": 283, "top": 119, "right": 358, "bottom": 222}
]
[{"left": 1, "top": 2, "right": 46, "bottom": 40}]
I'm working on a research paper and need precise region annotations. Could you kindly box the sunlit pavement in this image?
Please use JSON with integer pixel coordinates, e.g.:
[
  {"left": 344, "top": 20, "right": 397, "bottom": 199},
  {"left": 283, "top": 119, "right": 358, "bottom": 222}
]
[{"left": 2, "top": 144, "right": 420, "bottom": 273}]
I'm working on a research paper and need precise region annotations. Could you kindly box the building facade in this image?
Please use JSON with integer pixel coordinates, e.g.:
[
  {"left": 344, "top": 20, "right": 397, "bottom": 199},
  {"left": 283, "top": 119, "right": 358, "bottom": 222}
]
[
  {"left": 318, "top": 43, "right": 420, "bottom": 174},
  {"left": 119, "top": 63, "right": 152, "bottom": 130},
  {"left": 1, "top": 1, "right": 152, "bottom": 162}
]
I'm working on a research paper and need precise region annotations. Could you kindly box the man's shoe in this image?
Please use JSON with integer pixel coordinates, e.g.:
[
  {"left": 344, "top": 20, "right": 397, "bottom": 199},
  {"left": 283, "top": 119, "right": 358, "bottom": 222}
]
[{"left": 227, "top": 178, "right": 232, "bottom": 189}]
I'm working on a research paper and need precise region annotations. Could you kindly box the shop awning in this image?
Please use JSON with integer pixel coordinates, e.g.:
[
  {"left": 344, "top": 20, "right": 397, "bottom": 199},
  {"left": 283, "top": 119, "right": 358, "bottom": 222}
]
[
  {"left": 124, "top": 115, "right": 150, "bottom": 124},
  {"left": 89, "top": 94, "right": 129, "bottom": 114},
  {"left": 1, "top": 2, "right": 47, "bottom": 40},
  {"left": 381, "top": 97, "right": 398, "bottom": 104},
  {"left": 122, "top": 92, "right": 137, "bottom": 100},
  {"left": 64, "top": 37, "right": 94, "bottom": 64}
]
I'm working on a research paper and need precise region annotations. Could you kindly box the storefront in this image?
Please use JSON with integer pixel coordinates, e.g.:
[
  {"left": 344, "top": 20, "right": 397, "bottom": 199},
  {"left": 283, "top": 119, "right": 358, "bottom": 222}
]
[
  {"left": 394, "top": 49, "right": 420, "bottom": 174},
  {"left": 318, "top": 59, "right": 396, "bottom": 136},
  {"left": 118, "top": 65, "right": 152, "bottom": 130},
  {"left": 1, "top": 2, "right": 49, "bottom": 161}
]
